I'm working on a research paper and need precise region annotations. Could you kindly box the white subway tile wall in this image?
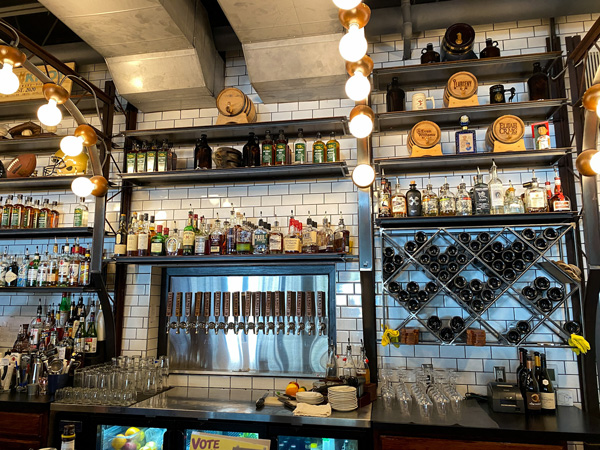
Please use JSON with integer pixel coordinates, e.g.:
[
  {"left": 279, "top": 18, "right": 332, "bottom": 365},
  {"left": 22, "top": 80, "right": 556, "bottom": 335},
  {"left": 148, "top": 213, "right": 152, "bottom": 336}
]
[{"left": 0, "top": 15, "right": 596, "bottom": 410}]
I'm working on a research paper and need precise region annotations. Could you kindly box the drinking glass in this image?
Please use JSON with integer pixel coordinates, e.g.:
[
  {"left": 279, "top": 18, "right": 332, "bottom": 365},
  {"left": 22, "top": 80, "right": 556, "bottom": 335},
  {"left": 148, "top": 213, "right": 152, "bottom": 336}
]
[{"left": 74, "top": 369, "right": 85, "bottom": 388}]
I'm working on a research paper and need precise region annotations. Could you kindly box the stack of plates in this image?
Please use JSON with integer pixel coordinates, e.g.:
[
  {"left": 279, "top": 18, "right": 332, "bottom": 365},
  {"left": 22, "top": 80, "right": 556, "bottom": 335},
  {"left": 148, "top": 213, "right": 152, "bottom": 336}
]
[
  {"left": 327, "top": 386, "right": 358, "bottom": 411},
  {"left": 296, "top": 391, "right": 324, "bottom": 405}
]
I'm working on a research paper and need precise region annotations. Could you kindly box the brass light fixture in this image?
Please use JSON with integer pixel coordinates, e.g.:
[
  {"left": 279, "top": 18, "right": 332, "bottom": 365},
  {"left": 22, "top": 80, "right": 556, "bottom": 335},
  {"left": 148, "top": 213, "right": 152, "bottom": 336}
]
[
  {"left": 37, "top": 82, "right": 69, "bottom": 127},
  {"left": 575, "top": 83, "right": 600, "bottom": 176},
  {"left": 61, "top": 123, "right": 98, "bottom": 157},
  {"left": 345, "top": 55, "right": 374, "bottom": 102},
  {"left": 582, "top": 83, "right": 600, "bottom": 119},
  {"left": 349, "top": 104, "right": 375, "bottom": 139},
  {"left": 338, "top": 3, "right": 371, "bottom": 62},
  {"left": 0, "top": 44, "right": 25, "bottom": 95}
]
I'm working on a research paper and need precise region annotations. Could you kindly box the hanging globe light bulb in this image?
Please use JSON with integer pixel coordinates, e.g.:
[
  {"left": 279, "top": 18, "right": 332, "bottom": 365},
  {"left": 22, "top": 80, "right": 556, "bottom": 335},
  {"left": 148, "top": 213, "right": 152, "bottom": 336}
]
[
  {"left": 333, "top": 0, "right": 362, "bottom": 9},
  {"left": 71, "top": 176, "right": 94, "bottom": 197},
  {"left": 349, "top": 105, "right": 375, "bottom": 139},
  {"left": 339, "top": 24, "right": 368, "bottom": 62},
  {"left": 60, "top": 135, "right": 85, "bottom": 157},
  {"left": 0, "top": 63, "right": 19, "bottom": 95},
  {"left": 351, "top": 164, "right": 376, "bottom": 188},
  {"left": 345, "top": 70, "right": 371, "bottom": 101},
  {"left": 37, "top": 99, "right": 62, "bottom": 127}
]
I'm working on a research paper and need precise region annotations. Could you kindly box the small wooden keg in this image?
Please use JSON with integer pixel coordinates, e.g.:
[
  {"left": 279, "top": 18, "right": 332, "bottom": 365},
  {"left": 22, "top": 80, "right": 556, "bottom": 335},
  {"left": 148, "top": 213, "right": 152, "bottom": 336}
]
[
  {"left": 443, "top": 71, "right": 478, "bottom": 107},
  {"left": 485, "top": 115, "right": 525, "bottom": 151},
  {"left": 408, "top": 121, "right": 442, "bottom": 157},
  {"left": 216, "top": 87, "right": 257, "bottom": 125}
]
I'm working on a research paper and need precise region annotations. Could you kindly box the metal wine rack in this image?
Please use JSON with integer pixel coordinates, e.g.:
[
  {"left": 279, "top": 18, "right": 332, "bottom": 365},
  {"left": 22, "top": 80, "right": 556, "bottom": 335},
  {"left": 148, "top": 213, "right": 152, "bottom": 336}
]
[{"left": 379, "top": 221, "right": 583, "bottom": 347}]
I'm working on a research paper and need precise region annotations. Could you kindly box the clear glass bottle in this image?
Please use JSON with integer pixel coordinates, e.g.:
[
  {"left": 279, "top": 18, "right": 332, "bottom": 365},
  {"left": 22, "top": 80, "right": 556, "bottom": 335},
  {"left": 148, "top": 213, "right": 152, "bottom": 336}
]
[
  {"left": 504, "top": 180, "right": 525, "bottom": 214},
  {"left": 391, "top": 178, "right": 407, "bottom": 218},
  {"left": 473, "top": 167, "right": 490, "bottom": 215},
  {"left": 138, "top": 213, "right": 151, "bottom": 257},
  {"left": 236, "top": 215, "right": 253, "bottom": 254},
  {"left": 73, "top": 197, "right": 89, "bottom": 227},
  {"left": 438, "top": 177, "right": 456, "bottom": 216},
  {"left": 27, "top": 246, "right": 41, "bottom": 287},
  {"left": 378, "top": 170, "right": 392, "bottom": 217},
  {"left": 302, "top": 212, "right": 319, "bottom": 254},
  {"left": 126, "top": 212, "right": 139, "bottom": 257},
  {"left": 194, "top": 217, "right": 208, "bottom": 256},
  {"left": 455, "top": 177, "right": 472, "bottom": 216},
  {"left": 313, "top": 132, "right": 325, "bottom": 164},
  {"left": 165, "top": 227, "right": 180, "bottom": 256},
  {"left": 36, "top": 250, "right": 49, "bottom": 287},
  {"left": 342, "top": 339, "right": 356, "bottom": 378},
  {"left": 48, "top": 240, "right": 59, "bottom": 287},
  {"left": 293, "top": 128, "right": 307, "bottom": 164},
  {"left": 488, "top": 160, "right": 505, "bottom": 215},
  {"left": 0, "top": 246, "right": 7, "bottom": 287},
  {"left": 6, "top": 256, "right": 19, "bottom": 287},
  {"left": 10, "top": 194, "right": 24, "bottom": 229},
  {"left": 225, "top": 209, "right": 237, "bottom": 255},
  {"left": 252, "top": 212, "right": 269, "bottom": 255},
  {"left": 422, "top": 179, "right": 439, "bottom": 217},
  {"left": 274, "top": 129, "right": 288, "bottom": 165},
  {"left": 68, "top": 243, "right": 80, "bottom": 287},
  {"left": 283, "top": 216, "right": 302, "bottom": 254},
  {"left": 268, "top": 218, "right": 283, "bottom": 255},
  {"left": 209, "top": 215, "right": 225, "bottom": 255},
  {"left": 333, "top": 215, "right": 350, "bottom": 254},
  {"left": 525, "top": 170, "right": 548, "bottom": 213}
]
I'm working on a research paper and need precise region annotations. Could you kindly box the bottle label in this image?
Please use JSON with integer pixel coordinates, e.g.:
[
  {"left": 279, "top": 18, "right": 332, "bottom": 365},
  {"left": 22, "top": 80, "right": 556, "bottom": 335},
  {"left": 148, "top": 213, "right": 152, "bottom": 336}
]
[
  {"left": 194, "top": 236, "right": 206, "bottom": 255},
  {"left": 1, "top": 210, "right": 9, "bottom": 227},
  {"left": 407, "top": 193, "right": 421, "bottom": 216},
  {"left": 68, "top": 263, "right": 79, "bottom": 282},
  {"left": 474, "top": 187, "right": 490, "bottom": 214},
  {"left": 5, "top": 271, "right": 17, "bottom": 284},
  {"left": 529, "top": 191, "right": 546, "bottom": 208},
  {"left": 157, "top": 151, "right": 168, "bottom": 172},
  {"left": 526, "top": 392, "right": 542, "bottom": 410},
  {"left": 541, "top": 392, "right": 556, "bottom": 410},
  {"left": 253, "top": 234, "right": 267, "bottom": 247},
  {"left": 38, "top": 213, "right": 47, "bottom": 228},
  {"left": 552, "top": 200, "right": 570, "bottom": 211},
  {"left": 275, "top": 143, "right": 287, "bottom": 163},
  {"left": 313, "top": 143, "right": 325, "bottom": 163},
  {"left": 114, "top": 244, "right": 127, "bottom": 256},
  {"left": 126, "top": 152, "right": 136, "bottom": 173},
  {"left": 379, "top": 194, "right": 391, "bottom": 216},
  {"left": 11, "top": 207, "right": 22, "bottom": 227},
  {"left": 392, "top": 197, "right": 407, "bottom": 215},
  {"left": 136, "top": 153, "right": 146, "bottom": 172},
  {"left": 138, "top": 233, "right": 149, "bottom": 251},
  {"left": 294, "top": 143, "right": 306, "bottom": 163},
  {"left": 269, "top": 235, "right": 282, "bottom": 251},
  {"left": 146, "top": 150, "right": 157, "bottom": 171},
  {"left": 79, "top": 265, "right": 89, "bottom": 285},
  {"left": 126, "top": 234, "right": 138, "bottom": 252},
  {"left": 58, "top": 346, "right": 66, "bottom": 360},
  {"left": 151, "top": 242, "right": 163, "bottom": 254},
  {"left": 283, "top": 237, "right": 301, "bottom": 252},
  {"left": 85, "top": 337, "right": 97, "bottom": 354},
  {"left": 27, "top": 268, "right": 37, "bottom": 285},
  {"left": 490, "top": 187, "right": 504, "bottom": 207},
  {"left": 236, "top": 243, "right": 251, "bottom": 252},
  {"left": 326, "top": 143, "right": 338, "bottom": 162},
  {"left": 73, "top": 210, "right": 82, "bottom": 227},
  {"left": 166, "top": 237, "right": 178, "bottom": 254},
  {"left": 262, "top": 144, "right": 273, "bottom": 164},
  {"left": 183, "top": 230, "right": 195, "bottom": 247}
]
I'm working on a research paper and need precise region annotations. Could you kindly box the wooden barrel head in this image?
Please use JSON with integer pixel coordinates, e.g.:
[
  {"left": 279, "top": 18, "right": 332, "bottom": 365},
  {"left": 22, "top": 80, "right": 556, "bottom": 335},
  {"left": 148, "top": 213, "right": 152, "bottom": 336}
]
[
  {"left": 446, "top": 71, "right": 478, "bottom": 99},
  {"left": 492, "top": 115, "right": 525, "bottom": 144},
  {"left": 216, "top": 87, "right": 248, "bottom": 117},
  {"left": 410, "top": 121, "right": 441, "bottom": 148}
]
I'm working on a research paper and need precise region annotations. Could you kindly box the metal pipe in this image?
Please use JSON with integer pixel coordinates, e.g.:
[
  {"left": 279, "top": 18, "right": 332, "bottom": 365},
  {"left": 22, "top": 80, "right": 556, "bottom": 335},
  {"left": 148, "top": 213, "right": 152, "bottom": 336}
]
[{"left": 401, "top": 0, "right": 412, "bottom": 60}]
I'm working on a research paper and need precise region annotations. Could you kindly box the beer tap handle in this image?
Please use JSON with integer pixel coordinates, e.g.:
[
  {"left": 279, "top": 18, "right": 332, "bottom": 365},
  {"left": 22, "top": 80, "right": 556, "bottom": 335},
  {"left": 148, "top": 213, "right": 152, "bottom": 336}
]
[
  {"left": 306, "top": 292, "right": 315, "bottom": 336},
  {"left": 317, "top": 291, "right": 326, "bottom": 337},
  {"left": 194, "top": 292, "right": 203, "bottom": 333},
  {"left": 296, "top": 291, "right": 305, "bottom": 336},
  {"left": 204, "top": 292, "right": 212, "bottom": 334},
  {"left": 166, "top": 292, "right": 174, "bottom": 334},
  {"left": 285, "top": 291, "right": 296, "bottom": 335},
  {"left": 175, "top": 293, "right": 183, "bottom": 334},
  {"left": 183, "top": 292, "right": 192, "bottom": 334},
  {"left": 216, "top": 292, "right": 225, "bottom": 334}
]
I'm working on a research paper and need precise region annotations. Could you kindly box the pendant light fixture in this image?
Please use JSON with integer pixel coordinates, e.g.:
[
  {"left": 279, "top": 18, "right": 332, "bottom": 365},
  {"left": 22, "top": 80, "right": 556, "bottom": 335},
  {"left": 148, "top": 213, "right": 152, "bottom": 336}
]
[
  {"left": 576, "top": 83, "right": 600, "bottom": 176},
  {"left": 349, "top": 104, "right": 375, "bottom": 139},
  {"left": 60, "top": 124, "right": 98, "bottom": 157},
  {"left": 582, "top": 83, "right": 600, "bottom": 119},
  {"left": 0, "top": 44, "right": 25, "bottom": 95},
  {"left": 338, "top": 3, "right": 371, "bottom": 63},
  {"left": 345, "top": 55, "right": 373, "bottom": 102},
  {"left": 37, "top": 82, "right": 69, "bottom": 127},
  {"left": 352, "top": 163, "right": 376, "bottom": 188},
  {"left": 333, "top": 0, "right": 362, "bottom": 9}
]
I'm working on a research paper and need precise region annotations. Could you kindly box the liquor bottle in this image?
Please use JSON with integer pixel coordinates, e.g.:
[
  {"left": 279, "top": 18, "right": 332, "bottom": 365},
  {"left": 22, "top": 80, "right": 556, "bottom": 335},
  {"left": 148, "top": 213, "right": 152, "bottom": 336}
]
[
  {"left": 0, "top": 247, "right": 7, "bottom": 287},
  {"left": 1, "top": 195, "right": 12, "bottom": 229},
  {"left": 378, "top": 171, "right": 392, "bottom": 217},
  {"left": 422, "top": 179, "right": 439, "bottom": 217},
  {"left": 406, "top": 180, "right": 422, "bottom": 217},
  {"left": 274, "top": 129, "right": 288, "bottom": 165},
  {"left": 194, "top": 134, "right": 212, "bottom": 169},
  {"left": 73, "top": 197, "right": 89, "bottom": 227},
  {"left": 313, "top": 132, "right": 326, "bottom": 164},
  {"left": 157, "top": 140, "right": 168, "bottom": 172},
  {"left": 342, "top": 339, "right": 357, "bottom": 377},
  {"left": 29, "top": 299, "right": 43, "bottom": 349},
  {"left": 527, "top": 62, "right": 549, "bottom": 101},
  {"left": 293, "top": 128, "right": 307, "bottom": 164},
  {"left": 31, "top": 199, "right": 41, "bottom": 228},
  {"left": 194, "top": 217, "right": 208, "bottom": 256},
  {"left": 545, "top": 179, "right": 552, "bottom": 203},
  {"left": 539, "top": 353, "right": 556, "bottom": 413},
  {"left": 549, "top": 168, "right": 571, "bottom": 212},
  {"left": 146, "top": 141, "right": 157, "bottom": 172},
  {"left": 38, "top": 199, "right": 51, "bottom": 228},
  {"left": 73, "top": 313, "right": 86, "bottom": 354},
  {"left": 268, "top": 218, "right": 283, "bottom": 254},
  {"left": 84, "top": 310, "right": 98, "bottom": 355},
  {"left": 455, "top": 178, "right": 472, "bottom": 216},
  {"left": 253, "top": 213, "right": 269, "bottom": 254},
  {"left": 68, "top": 244, "right": 80, "bottom": 286},
  {"left": 37, "top": 250, "right": 49, "bottom": 287},
  {"left": 391, "top": 178, "right": 407, "bottom": 218},
  {"left": 326, "top": 132, "right": 341, "bottom": 162},
  {"left": 10, "top": 194, "right": 24, "bottom": 229},
  {"left": 301, "top": 213, "right": 318, "bottom": 254},
  {"left": 225, "top": 210, "right": 237, "bottom": 255},
  {"left": 333, "top": 215, "right": 350, "bottom": 254},
  {"left": 438, "top": 177, "right": 456, "bottom": 216},
  {"left": 114, "top": 214, "right": 127, "bottom": 257},
  {"left": 50, "top": 201, "right": 60, "bottom": 228},
  {"left": 284, "top": 216, "right": 302, "bottom": 254},
  {"left": 517, "top": 348, "right": 528, "bottom": 395},
  {"left": 386, "top": 77, "right": 406, "bottom": 112},
  {"left": 473, "top": 167, "right": 490, "bottom": 215},
  {"left": 27, "top": 246, "right": 40, "bottom": 287},
  {"left": 209, "top": 215, "right": 225, "bottom": 255},
  {"left": 79, "top": 252, "right": 90, "bottom": 286},
  {"left": 168, "top": 141, "right": 178, "bottom": 171},
  {"left": 262, "top": 130, "right": 275, "bottom": 166},
  {"left": 22, "top": 197, "right": 34, "bottom": 229},
  {"left": 524, "top": 354, "right": 542, "bottom": 413},
  {"left": 525, "top": 170, "right": 548, "bottom": 213},
  {"left": 455, "top": 115, "right": 477, "bottom": 154},
  {"left": 356, "top": 340, "right": 370, "bottom": 384},
  {"left": 137, "top": 140, "right": 148, "bottom": 173},
  {"left": 504, "top": 180, "right": 525, "bottom": 214},
  {"left": 126, "top": 142, "right": 138, "bottom": 173},
  {"left": 137, "top": 213, "right": 150, "bottom": 257},
  {"left": 150, "top": 225, "right": 166, "bottom": 256},
  {"left": 126, "top": 213, "right": 139, "bottom": 257},
  {"left": 236, "top": 215, "right": 253, "bottom": 254},
  {"left": 5, "top": 255, "right": 18, "bottom": 287},
  {"left": 488, "top": 160, "right": 504, "bottom": 215},
  {"left": 165, "top": 227, "right": 180, "bottom": 256},
  {"left": 182, "top": 211, "right": 195, "bottom": 256}
]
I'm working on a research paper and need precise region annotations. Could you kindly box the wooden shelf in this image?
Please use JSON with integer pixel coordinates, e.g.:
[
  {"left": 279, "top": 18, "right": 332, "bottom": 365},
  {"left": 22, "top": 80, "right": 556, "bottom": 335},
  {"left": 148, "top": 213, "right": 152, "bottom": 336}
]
[
  {"left": 376, "top": 99, "right": 566, "bottom": 132},
  {"left": 0, "top": 175, "right": 79, "bottom": 191},
  {"left": 375, "top": 148, "right": 571, "bottom": 175},
  {"left": 121, "top": 117, "right": 350, "bottom": 145},
  {"left": 0, "top": 135, "right": 65, "bottom": 155},
  {"left": 373, "top": 51, "right": 562, "bottom": 91},
  {"left": 376, "top": 212, "right": 579, "bottom": 229},
  {"left": 115, "top": 253, "right": 356, "bottom": 266},
  {"left": 0, "top": 286, "right": 97, "bottom": 293},
  {"left": 0, "top": 227, "right": 94, "bottom": 239},
  {"left": 119, "top": 162, "right": 349, "bottom": 186}
]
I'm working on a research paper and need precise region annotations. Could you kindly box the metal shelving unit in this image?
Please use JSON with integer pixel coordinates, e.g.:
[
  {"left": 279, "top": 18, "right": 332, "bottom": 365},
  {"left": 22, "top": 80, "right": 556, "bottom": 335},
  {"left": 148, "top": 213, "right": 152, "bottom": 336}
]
[
  {"left": 0, "top": 227, "right": 94, "bottom": 239},
  {"left": 0, "top": 286, "right": 98, "bottom": 293},
  {"left": 115, "top": 253, "right": 356, "bottom": 266},
  {"left": 0, "top": 135, "right": 64, "bottom": 155},
  {"left": 376, "top": 99, "right": 566, "bottom": 132},
  {"left": 121, "top": 116, "right": 350, "bottom": 145},
  {"left": 375, "top": 148, "right": 571, "bottom": 175},
  {"left": 119, "top": 162, "right": 349, "bottom": 186},
  {"left": 373, "top": 51, "right": 561, "bottom": 91},
  {"left": 0, "top": 175, "right": 79, "bottom": 191},
  {"left": 0, "top": 94, "right": 103, "bottom": 121}
]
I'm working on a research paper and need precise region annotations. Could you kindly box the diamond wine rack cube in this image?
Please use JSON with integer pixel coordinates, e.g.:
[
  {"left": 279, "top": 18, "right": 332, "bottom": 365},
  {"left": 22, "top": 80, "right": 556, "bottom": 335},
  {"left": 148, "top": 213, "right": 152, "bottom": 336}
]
[{"left": 379, "top": 222, "right": 583, "bottom": 347}]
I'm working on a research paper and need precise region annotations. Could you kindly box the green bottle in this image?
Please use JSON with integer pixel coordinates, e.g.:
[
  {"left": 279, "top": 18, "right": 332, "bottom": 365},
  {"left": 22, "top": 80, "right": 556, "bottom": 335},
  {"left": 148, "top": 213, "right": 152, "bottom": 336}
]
[
  {"left": 150, "top": 225, "right": 166, "bottom": 256},
  {"left": 85, "top": 311, "right": 97, "bottom": 355},
  {"left": 182, "top": 211, "right": 195, "bottom": 256}
]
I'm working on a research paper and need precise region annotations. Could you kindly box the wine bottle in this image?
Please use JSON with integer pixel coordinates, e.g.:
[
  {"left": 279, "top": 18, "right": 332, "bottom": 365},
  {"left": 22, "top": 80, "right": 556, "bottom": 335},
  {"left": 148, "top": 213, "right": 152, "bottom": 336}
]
[
  {"left": 447, "top": 262, "right": 459, "bottom": 274},
  {"left": 469, "top": 279, "right": 483, "bottom": 294},
  {"left": 426, "top": 245, "right": 440, "bottom": 257},
  {"left": 388, "top": 281, "right": 400, "bottom": 294},
  {"left": 429, "top": 262, "right": 441, "bottom": 275},
  {"left": 438, "top": 270, "right": 450, "bottom": 283},
  {"left": 534, "top": 276, "right": 550, "bottom": 291},
  {"left": 534, "top": 237, "right": 548, "bottom": 251},
  {"left": 383, "top": 263, "right": 396, "bottom": 277},
  {"left": 506, "top": 328, "right": 521, "bottom": 344},
  {"left": 487, "top": 276, "right": 502, "bottom": 290},
  {"left": 542, "top": 228, "right": 558, "bottom": 241},
  {"left": 456, "top": 253, "right": 468, "bottom": 265},
  {"left": 450, "top": 316, "right": 465, "bottom": 333},
  {"left": 469, "top": 240, "right": 482, "bottom": 253},
  {"left": 563, "top": 321, "right": 581, "bottom": 334},
  {"left": 406, "top": 281, "right": 419, "bottom": 295},
  {"left": 521, "top": 228, "right": 536, "bottom": 241},
  {"left": 547, "top": 286, "right": 564, "bottom": 302},
  {"left": 425, "top": 281, "right": 439, "bottom": 294},
  {"left": 415, "top": 231, "right": 428, "bottom": 245},
  {"left": 503, "top": 268, "right": 516, "bottom": 282},
  {"left": 522, "top": 249, "right": 536, "bottom": 262},
  {"left": 398, "top": 289, "right": 410, "bottom": 302},
  {"left": 481, "top": 289, "right": 494, "bottom": 302},
  {"left": 419, "top": 254, "right": 431, "bottom": 265},
  {"left": 492, "top": 260, "right": 506, "bottom": 272},
  {"left": 439, "top": 327, "right": 454, "bottom": 342},
  {"left": 481, "top": 250, "right": 495, "bottom": 263},
  {"left": 491, "top": 241, "right": 504, "bottom": 254},
  {"left": 477, "top": 232, "right": 491, "bottom": 244},
  {"left": 459, "top": 289, "right": 474, "bottom": 302},
  {"left": 511, "top": 241, "right": 525, "bottom": 253},
  {"left": 447, "top": 245, "right": 459, "bottom": 257},
  {"left": 438, "top": 253, "right": 450, "bottom": 265},
  {"left": 512, "top": 259, "right": 526, "bottom": 272},
  {"left": 521, "top": 286, "right": 538, "bottom": 301},
  {"left": 539, "top": 353, "right": 556, "bottom": 414},
  {"left": 453, "top": 276, "right": 467, "bottom": 291},
  {"left": 427, "top": 315, "right": 442, "bottom": 331},
  {"left": 383, "top": 247, "right": 395, "bottom": 258},
  {"left": 417, "top": 290, "right": 429, "bottom": 302},
  {"left": 537, "top": 298, "right": 552, "bottom": 313},
  {"left": 404, "top": 241, "right": 418, "bottom": 254},
  {"left": 393, "top": 254, "right": 404, "bottom": 266},
  {"left": 516, "top": 348, "right": 528, "bottom": 395},
  {"left": 516, "top": 321, "right": 531, "bottom": 334},
  {"left": 407, "top": 299, "right": 420, "bottom": 312},
  {"left": 457, "top": 232, "right": 471, "bottom": 245},
  {"left": 501, "top": 250, "right": 515, "bottom": 263}
]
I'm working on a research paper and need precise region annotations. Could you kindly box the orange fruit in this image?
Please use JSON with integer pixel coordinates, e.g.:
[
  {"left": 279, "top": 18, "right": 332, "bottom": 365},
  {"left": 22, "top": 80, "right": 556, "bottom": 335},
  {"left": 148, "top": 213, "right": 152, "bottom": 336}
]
[{"left": 285, "top": 382, "right": 299, "bottom": 397}]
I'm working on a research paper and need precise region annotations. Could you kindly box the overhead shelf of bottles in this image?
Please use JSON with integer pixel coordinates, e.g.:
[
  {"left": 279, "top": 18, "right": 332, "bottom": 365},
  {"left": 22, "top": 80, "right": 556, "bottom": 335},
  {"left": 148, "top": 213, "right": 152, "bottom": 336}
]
[
  {"left": 0, "top": 227, "right": 94, "bottom": 239},
  {"left": 376, "top": 212, "right": 579, "bottom": 229},
  {"left": 114, "top": 253, "right": 357, "bottom": 266},
  {"left": 374, "top": 148, "right": 571, "bottom": 175},
  {"left": 372, "top": 51, "right": 562, "bottom": 91},
  {"left": 118, "top": 162, "right": 349, "bottom": 186},
  {"left": 0, "top": 286, "right": 98, "bottom": 293},
  {"left": 0, "top": 135, "right": 64, "bottom": 155},
  {"left": 376, "top": 99, "right": 567, "bottom": 132},
  {"left": 120, "top": 117, "right": 351, "bottom": 146}
]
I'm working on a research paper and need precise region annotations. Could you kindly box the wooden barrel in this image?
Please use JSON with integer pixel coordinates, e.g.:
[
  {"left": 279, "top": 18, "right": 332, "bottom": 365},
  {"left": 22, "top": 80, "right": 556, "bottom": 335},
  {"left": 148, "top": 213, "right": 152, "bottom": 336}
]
[
  {"left": 443, "top": 71, "right": 478, "bottom": 107},
  {"left": 485, "top": 115, "right": 525, "bottom": 151},
  {"left": 216, "top": 87, "right": 257, "bottom": 123},
  {"left": 407, "top": 121, "right": 442, "bottom": 153}
]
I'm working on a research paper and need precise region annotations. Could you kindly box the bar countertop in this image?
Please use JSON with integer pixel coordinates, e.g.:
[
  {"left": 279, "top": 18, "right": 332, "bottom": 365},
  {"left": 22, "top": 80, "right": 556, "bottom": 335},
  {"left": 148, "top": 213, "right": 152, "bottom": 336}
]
[{"left": 50, "top": 387, "right": 372, "bottom": 429}]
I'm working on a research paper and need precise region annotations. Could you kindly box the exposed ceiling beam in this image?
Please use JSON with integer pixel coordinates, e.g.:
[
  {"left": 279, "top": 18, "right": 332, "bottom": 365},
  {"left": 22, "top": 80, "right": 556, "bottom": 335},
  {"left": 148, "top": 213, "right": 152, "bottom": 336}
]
[{"left": 0, "top": 2, "right": 46, "bottom": 18}]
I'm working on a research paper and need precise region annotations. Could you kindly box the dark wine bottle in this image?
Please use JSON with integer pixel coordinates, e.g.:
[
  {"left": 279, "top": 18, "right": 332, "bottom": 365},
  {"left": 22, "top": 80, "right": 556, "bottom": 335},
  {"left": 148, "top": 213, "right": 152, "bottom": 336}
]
[
  {"left": 415, "top": 231, "right": 428, "bottom": 245},
  {"left": 492, "top": 260, "right": 506, "bottom": 272},
  {"left": 491, "top": 241, "right": 504, "bottom": 254},
  {"left": 426, "top": 245, "right": 440, "bottom": 257},
  {"left": 471, "top": 299, "right": 485, "bottom": 313},
  {"left": 447, "top": 261, "right": 459, "bottom": 274},
  {"left": 487, "top": 276, "right": 502, "bottom": 290},
  {"left": 503, "top": 268, "right": 516, "bottom": 282},
  {"left": 468, "top": 240, "right": 482, "bottom": 253},
  {"left": 388, "top": 281, "right": 400, "bottom": 293},
  {"left": 477, "top": 232, "right": 491, "bottom": 244},
  {"left": 469, "top": 279, "right": 483, "bottom": 294},
  {"left": 383, "top": 247, "right": 395, "bottom": 258},
  {"left": 398, "top": 289, "right": 410, "bottom": 302},
  {"left": 547, "top": 286, "right": 564, "bottom": 301},
  {"left": 516, "top": 348, "right": 528, "bottom": 395},
  {"left": 539, "top": 353, "right": 556, "bottom": 414},
  {"left": 456, "top": 253, "right": 468, "bottom": 265},
  {"left": 447, "top": 245, "right": 459, "bottom": 257},
  {"left": 438, "top": 253, "right": 450, "bottom": 265},
  {"left": 563, "top": 321, "right": 581, "bottom": 334},
  {"left": 534, "top": 276, "right": 550, "bottom": 291},
  {"left": 542, "top": 228, "right": 558, "bottom": 241},
  {"left": 404, "top": 241, "right": 418, "bottom": 254},
  {"left": 511, "top": 241, "right": 525, "bottom": 253},
  {"left": 512, "top": 259, "right": 526, "bottom": 272},
  {"left": 524, "top": 355, "right": 542, "bottom": 413},
  {"left": 521, "top": 286, "right": 538, "bottom": 301},
  {"left": 425, "top": 281, "right": 439, "bottom": 294},
  {"left": 417, "top": 290, "right": 429, "bottom": 302},
  {"left": 501, "top": 250, "right": 516, "bottom": 263},
  {"left": 506, "top": 328, "right": 521, "bottom": 344},
  {"left": 537, "top": 298, "right": 552, "bottom": 313},
  {"left": 516, "top": 321, "right": 531, "bottom": 334},
  {"left": 393, "top": 254, "right": 404, "bottom": 266},
  {"left": 450, "top": 316, "right": 465, "bottom": 333},
  {"left": 481, "top": 250, "right": 495, "bottom": 263},
  {"left": 429, "top": 261, "right": 441, "bottom": 275},
  {"left": 406, "top": 281, "right": 419, "bottom": 295},
  {"left": 481, "top": 289, "right": 495, "bottom": 302},
  {"left": 521, "top": 228, "right": 536, "bottom": 241},
  {"left": 407, "top": 299, "right": 420, "bottom": 312},
  {"left": 419, "top": 254, "right": 431, "bottom": 265},
  {"left": 534, "top": 237, "right": 548, "bottom": 251},
  {"left": 453, "top": 276, "right": 467, "bottom": 291},
  {"left": 522, "top": 249, "right": 536, "bottom": 262},
  {"left": 438, "top": 270, "right": 450, "bottom": 283},
  {"left": 439, "top": 327, "right": 454, "bottom": 342},
  {"left": 383, "top": 262, "right": 396, "bottom": 275},
  {"left": 457, "top": 232, "right": 471, "bottom": 245},
  {"left": 427, "top": 315, "right": 442, "bottom": 331},
  {"left": 459, "top": 289, "right": 474, "bottom": 302}
]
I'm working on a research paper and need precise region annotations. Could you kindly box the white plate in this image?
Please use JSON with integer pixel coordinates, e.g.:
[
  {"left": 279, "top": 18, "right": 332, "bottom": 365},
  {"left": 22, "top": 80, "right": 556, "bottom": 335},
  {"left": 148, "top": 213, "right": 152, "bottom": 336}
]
[
  {"left": 328, "top": 386, "right": 356, "bottom": 394},
  {"left": 296, "top": 392, "right": 323, "bottom": 400},
  {"left": 331, "top": 404, "right": 358, "bottom": 411}
]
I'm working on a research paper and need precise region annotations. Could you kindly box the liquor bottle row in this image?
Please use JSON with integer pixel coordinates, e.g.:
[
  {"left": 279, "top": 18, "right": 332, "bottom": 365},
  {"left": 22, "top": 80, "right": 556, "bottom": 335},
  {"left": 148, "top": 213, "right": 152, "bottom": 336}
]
[
  {"left": 378, "top": 164, "right": 571, "bottom": 218},
  {"left": 13, "top": 295, "right": 104, "bottom": 359},
  {"left": 126, "top": 130, "right": 343, "bottom": 174},
  {"left": 517, "top": 348, "right": 555, "bottom": 414},
  {"left": 165, "top": 290, "right": 327, "bottom": 336},
  {"left": 0, "top": 240, "right": 92, "bottom": 288},
  {"left": 114, "top": 210, "right": 350, "bottom": 257}
]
